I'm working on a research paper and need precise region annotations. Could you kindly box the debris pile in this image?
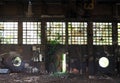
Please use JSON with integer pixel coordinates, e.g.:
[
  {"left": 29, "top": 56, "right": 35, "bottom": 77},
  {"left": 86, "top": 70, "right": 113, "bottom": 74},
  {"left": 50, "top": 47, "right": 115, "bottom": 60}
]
[{"left": 0, "top": 73, "right": 115, "bottom": 83}]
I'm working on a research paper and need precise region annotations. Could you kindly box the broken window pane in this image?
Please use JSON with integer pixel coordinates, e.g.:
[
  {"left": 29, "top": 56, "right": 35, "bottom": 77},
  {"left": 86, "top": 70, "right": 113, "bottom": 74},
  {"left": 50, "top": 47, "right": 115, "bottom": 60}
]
[
  {"left": 68, "top": 22, "right": 87, "bottom": 45},
  {"left": 93, "top": 22, "right": 112, "bottom": 45},
  {"left": 46, "top": 22, "right": 65, "bottom": 44}
]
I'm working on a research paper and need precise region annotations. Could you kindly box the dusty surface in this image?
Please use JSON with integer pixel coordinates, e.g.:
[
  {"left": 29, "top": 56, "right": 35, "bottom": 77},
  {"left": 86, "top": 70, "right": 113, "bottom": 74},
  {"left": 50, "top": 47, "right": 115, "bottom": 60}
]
[{"left": 0, "top": 73, "right": 119, "bottom": 83}]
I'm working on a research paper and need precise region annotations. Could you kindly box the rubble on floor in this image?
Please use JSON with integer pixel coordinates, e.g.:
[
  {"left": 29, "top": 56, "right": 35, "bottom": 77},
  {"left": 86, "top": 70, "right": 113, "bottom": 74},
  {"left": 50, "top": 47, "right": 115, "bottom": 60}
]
[{"left": 0, "top": 73, "right": 118, "bottom": 83}]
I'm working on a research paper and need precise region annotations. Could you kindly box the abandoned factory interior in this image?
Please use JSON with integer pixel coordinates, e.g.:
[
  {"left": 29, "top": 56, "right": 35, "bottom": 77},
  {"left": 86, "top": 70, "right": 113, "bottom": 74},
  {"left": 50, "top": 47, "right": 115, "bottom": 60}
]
[{"left": 0, "top": 0, "right": 120, "bottom": 83}]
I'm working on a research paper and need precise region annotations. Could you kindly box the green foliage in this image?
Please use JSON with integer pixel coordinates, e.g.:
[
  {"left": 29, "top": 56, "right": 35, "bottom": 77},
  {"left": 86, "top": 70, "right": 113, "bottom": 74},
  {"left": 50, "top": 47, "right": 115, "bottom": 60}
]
[
  {"left": 48, "top": 33, "right": 61, "bottom": 45},
  {"left": 47, "top": 33, "right": 61, "bottom": 66}
]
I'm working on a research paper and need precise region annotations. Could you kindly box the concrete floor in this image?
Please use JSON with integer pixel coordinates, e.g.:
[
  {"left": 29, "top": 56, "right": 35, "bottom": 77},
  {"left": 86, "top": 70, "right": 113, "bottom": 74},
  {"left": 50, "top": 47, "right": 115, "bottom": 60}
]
[{"left": 0, "top": 73, "right": 119, "bottom": 83}]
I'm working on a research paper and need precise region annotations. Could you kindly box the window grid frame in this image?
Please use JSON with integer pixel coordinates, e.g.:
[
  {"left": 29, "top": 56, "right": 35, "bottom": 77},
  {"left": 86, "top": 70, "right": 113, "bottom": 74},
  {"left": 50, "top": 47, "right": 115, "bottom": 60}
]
[
  {"left": 46, "top": 22, "right": 66, "bottom": 44},
  {"left": 93, "top": 22, "right": 112, "bottom": 45},
  {"left": 118, "top": 23, "right": 120, "bottom": 45},
  {"left": 68, "top": 22, "right": 87, "bottom": 45},
  {"left": 23, "top": 22, "right": 41, "bottom": 44},
  {"left": 0, "top": 22, "right": 18, "bottom": 44}
]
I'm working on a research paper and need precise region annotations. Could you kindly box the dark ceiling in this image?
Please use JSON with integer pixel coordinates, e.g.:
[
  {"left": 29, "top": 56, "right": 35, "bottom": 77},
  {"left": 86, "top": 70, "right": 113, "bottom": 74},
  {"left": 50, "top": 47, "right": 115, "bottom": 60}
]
[
  {"left": 0, "top": 0, "right": 119, "bottom": 6},
  {"left": 1, "top": 0, "right": 120, "bottom": 3}
]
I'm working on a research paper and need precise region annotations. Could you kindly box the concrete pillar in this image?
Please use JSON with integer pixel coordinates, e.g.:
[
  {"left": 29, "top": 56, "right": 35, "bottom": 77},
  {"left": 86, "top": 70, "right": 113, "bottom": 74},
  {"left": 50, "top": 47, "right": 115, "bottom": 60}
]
[
  {"left": 18, "top": 21, "right": 23, "bottom": 45},
  {"left": 40, "top": 20, "right": 47, "bottom": 73},
  {"left": 87, "top": 20, "right": 95, "bottom": 77}
]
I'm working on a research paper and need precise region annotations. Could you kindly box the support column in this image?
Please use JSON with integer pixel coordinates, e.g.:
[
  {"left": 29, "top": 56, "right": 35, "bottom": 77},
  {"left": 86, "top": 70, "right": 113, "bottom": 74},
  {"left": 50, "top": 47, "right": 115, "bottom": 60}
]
[
  {"left": 41, "top": 20, "right": 47, "bottom": 58},
  {"left": 112, "top": 22, "right": 118, "bottom": 75},
  {"left": 17, "top": 21, "right": 23, "bottom": 54},
  {"left": 65, "top": 21, "right": 69, "bottom": 72},
  {"left": 87, "top": 20, "right": 95, "bottom": 78},
  {"left": 112, "top": 22, "right": 118, "bottom": 53},
  {"left": 40, "top": 20, "right": 47, "bottom": 73},
  {"left": 18, "top": 21, "right": 23, "bottom": 45}
]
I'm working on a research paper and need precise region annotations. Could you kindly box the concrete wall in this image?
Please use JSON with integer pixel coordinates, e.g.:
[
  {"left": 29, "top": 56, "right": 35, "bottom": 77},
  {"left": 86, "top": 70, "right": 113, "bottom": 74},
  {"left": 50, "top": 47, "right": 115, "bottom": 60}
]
[{"left": 0, "top": 2, "right": 118, "bottom": 74}]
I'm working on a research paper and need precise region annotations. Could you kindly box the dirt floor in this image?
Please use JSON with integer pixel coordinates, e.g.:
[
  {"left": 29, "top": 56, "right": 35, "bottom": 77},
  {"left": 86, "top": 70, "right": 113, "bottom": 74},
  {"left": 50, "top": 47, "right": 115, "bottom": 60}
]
[{"left": 0, "top": 73, "right": 119, "bottom": 83}]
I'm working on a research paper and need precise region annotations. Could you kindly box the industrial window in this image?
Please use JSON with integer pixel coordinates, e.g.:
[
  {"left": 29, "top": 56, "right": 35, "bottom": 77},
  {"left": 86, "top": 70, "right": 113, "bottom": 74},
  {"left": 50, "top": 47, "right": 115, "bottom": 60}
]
[
  {"left": 68, "top": 22, "right": 87, "bottom": 44},
  {"left": 0, "top": 22, "right": 18, "bottom": 44},
  {"left": 93, "top": 22, "right": 112, "bottom": 45},
  {"left": 118, "top": 23, "right": 120, "bottom": 45},
  {"left": 23, "top": 22, "right": 41, "bottom": 44},
  {"left": 46, "top": 22, "right": 65, "bottom": 44}
]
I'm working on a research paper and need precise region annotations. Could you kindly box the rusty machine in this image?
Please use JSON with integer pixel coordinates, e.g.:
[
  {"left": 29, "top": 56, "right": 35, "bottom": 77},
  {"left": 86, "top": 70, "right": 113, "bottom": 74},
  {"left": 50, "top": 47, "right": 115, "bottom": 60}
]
[
  {"left": 0, "top": 51, "right": 40, "bottom": 74},
  {"left": 0, "top": 51, "right": 24, "bottom": 73}
]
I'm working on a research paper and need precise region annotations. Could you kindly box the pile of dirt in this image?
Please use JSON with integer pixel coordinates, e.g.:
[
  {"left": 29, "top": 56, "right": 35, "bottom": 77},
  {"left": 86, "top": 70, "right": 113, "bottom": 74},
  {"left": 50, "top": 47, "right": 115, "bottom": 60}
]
[{"left": 0, "top": 73, "right": 116, "bottom": 83}]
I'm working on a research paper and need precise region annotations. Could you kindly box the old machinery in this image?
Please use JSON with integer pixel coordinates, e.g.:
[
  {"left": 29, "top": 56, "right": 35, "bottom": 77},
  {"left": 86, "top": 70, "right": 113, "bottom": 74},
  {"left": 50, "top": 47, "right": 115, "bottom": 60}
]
[{"left": 0, "top": 51, "right": 24, "bottom": 72}]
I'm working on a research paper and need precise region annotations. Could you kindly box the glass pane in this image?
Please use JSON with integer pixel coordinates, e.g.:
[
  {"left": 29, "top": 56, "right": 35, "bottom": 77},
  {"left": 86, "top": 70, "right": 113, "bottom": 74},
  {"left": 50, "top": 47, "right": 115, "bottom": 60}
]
[
  {"left": 46, "top": 22, "right": 65, "bottom": 44},
  {"left": 93, "top": 22, "right": 112, "bottom": 45},
  {"left": 22, "top": 22, "right": 41, "bottom": 44},
  {"left": 0, "top": 22, "right": 18, "bottom": 44},
  {"left": 118, "top": 23, "right": 120, "bottom": 45},
  {"left": 68, "top": 22, "right": 87, "bottom": 45}
]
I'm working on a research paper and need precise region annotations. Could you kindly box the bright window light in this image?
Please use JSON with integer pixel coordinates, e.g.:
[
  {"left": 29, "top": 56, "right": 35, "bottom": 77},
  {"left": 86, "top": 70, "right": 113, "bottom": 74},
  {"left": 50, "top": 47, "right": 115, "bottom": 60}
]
[
  {"left": 23, "top": 22, "right": 41, "bottom": 44},
  {"left": 68, "top": 22, "right": 87, "bottom": 45},
  {"left": 0, "top": 22, "right": 18, "bottom": 44}
]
